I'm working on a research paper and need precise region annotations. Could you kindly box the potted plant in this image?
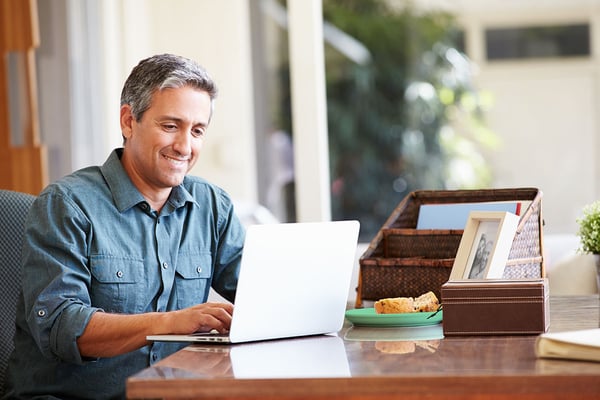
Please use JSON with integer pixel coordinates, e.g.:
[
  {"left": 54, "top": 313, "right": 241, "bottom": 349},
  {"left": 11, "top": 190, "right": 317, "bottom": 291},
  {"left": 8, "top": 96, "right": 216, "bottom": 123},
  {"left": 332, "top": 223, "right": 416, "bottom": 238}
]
[{"left": 576, "top": 200, "right": 600, "bottom": 292}]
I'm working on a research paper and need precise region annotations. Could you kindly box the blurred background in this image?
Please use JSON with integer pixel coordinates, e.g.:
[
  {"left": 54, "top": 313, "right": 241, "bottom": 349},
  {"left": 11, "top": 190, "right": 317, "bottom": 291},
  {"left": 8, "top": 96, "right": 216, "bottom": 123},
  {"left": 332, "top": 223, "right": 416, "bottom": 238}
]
[{"left": 2, "top": 0, "right": 598, "bottom": 293}]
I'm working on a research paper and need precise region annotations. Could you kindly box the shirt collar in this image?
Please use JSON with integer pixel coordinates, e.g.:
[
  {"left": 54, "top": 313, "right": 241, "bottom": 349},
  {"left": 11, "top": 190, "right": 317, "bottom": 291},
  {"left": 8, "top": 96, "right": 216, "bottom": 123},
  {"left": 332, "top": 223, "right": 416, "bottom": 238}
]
[
  {"left": 100, "top": 148, "right": 196, "bottom": 213},
  {"left": 163, "top": 179, "right": 196, "bottom": 214}
]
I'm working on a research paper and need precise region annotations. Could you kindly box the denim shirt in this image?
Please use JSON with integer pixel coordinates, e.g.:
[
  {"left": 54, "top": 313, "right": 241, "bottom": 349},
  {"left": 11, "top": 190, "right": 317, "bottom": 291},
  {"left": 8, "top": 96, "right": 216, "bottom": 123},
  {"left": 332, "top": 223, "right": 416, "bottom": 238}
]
[{"left": 4, "top": 149, "right": 245, "bottom": 400}]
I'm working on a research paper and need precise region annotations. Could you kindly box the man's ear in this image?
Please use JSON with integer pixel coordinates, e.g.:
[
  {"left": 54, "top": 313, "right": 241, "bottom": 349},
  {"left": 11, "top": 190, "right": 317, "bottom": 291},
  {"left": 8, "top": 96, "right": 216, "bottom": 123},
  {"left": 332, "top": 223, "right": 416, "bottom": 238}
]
[{"left": 120, "top": 104, "right": 134, "bottom": 140}]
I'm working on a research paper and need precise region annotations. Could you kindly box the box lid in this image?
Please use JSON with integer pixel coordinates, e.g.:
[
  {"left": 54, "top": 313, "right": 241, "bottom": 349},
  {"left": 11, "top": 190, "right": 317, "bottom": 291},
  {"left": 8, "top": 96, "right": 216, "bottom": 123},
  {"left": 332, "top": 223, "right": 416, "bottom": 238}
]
[{"left": 442, "top": 278, "right": 548, "bottom": 300}]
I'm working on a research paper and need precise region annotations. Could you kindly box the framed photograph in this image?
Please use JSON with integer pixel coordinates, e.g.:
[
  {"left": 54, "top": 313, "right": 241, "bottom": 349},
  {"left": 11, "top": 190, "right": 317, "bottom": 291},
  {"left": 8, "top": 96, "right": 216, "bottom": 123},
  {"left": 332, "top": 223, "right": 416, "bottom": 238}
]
[{"left": 449, "top": 211, "right": 520, "bottom": 280}]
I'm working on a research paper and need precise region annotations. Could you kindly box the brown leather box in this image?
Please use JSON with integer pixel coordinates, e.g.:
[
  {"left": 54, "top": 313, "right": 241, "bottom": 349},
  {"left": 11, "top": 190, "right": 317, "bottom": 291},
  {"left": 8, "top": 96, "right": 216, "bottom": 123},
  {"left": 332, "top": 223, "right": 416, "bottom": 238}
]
[{"left": 441, "top": 278, "right": 549, "bottom": 336}]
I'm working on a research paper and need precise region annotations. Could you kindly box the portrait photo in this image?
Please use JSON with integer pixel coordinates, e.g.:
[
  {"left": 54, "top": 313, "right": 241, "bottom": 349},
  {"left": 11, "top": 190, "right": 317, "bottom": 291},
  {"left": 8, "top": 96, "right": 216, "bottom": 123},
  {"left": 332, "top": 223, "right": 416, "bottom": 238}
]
[{"left": 449, "top": 211, "right": 520, "bottom": 281}]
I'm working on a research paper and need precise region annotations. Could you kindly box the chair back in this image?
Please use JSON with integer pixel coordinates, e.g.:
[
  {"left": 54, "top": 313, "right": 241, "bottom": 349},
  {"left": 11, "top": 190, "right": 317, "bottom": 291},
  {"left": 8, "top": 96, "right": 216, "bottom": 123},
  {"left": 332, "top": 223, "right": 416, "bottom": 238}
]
[{"left": 0, "top": 190, "right": 35, "bottom": 396}]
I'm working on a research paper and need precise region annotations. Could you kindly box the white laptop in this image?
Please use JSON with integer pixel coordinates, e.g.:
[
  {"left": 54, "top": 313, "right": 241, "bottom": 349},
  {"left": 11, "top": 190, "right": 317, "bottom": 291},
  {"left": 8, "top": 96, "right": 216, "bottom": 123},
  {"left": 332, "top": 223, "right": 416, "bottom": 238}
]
[{"left": 147, "top": 220, "right": 360, "bottom": 344}]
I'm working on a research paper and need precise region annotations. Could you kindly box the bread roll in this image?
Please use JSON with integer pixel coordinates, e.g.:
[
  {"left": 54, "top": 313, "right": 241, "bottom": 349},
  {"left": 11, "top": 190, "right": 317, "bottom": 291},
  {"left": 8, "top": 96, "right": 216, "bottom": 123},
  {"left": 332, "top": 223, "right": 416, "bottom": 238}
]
[
  {"left": 414, "top": 291, "right": 440, "bottom": 312},
  {"left": 374, "top": 291, "right": 439, "bottom": 314},
  {"left": 374, "top": 296, "right": 415, "bottom": 314}
]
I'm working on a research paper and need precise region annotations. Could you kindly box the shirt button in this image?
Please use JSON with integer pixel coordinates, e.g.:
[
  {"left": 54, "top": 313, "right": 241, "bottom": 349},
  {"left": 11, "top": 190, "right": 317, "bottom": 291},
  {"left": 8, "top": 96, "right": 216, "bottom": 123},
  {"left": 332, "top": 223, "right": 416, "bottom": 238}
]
[
  {"left": 116, "top": 270, "right": 124, "bottom": 278},
  {"left": 37, "top": 309, "right": 46, "bottom": 317},
  {"left": 196, "top": 266, "right": 202, "bottom": 274},
  {"left": 162, "top": 262, "right": 168, "bottom": 270}
]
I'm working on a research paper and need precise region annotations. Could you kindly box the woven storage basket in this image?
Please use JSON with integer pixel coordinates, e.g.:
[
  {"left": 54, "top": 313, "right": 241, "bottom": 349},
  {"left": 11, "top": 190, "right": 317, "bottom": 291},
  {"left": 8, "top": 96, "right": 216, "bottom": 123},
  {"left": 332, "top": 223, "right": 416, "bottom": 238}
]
[{"left": 356, "top": 188, "right": 544, "bottom": 307}]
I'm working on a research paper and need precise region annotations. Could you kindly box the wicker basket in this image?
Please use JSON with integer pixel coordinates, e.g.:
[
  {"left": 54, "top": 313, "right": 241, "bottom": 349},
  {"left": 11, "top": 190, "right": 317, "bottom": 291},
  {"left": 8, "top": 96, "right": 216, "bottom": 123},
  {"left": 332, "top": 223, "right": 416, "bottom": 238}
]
[{"left": 356, "top": 188, "right": 544, "bottom": 307}]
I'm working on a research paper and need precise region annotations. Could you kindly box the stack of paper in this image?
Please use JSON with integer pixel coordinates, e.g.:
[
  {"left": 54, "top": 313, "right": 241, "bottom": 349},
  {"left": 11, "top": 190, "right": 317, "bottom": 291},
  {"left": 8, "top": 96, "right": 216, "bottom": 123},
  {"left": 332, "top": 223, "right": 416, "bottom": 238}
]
[{"left": 535, "top": 328, "right": 600, "bottom": 362}]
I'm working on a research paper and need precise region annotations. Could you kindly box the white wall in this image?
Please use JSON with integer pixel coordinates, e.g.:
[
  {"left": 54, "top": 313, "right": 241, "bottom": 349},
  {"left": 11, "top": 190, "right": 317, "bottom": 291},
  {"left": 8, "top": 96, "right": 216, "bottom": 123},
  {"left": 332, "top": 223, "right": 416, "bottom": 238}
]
[
  {"left": 100, "top": 0, "right": 258, "bottom": 203},
  {"left": 449, "top": 0, "right": 600, "bottom": 235},
  {"left": 478, "top": 64, "right": 596, "bottom": 234}
]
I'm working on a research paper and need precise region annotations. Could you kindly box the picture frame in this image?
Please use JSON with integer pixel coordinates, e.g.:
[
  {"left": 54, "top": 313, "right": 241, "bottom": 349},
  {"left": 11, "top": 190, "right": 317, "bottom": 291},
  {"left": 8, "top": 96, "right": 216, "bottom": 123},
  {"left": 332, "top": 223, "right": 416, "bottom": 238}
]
[{"left": 448, "top": 211, "right": 520, "bottom": 280}]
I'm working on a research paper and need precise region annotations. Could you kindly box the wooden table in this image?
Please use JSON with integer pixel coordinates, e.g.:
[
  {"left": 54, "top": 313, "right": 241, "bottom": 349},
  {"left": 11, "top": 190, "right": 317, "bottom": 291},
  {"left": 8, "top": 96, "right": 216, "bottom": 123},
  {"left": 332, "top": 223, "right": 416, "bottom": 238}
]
[{"left": 127, "top": 296, "right": 600, "bottom": 400}]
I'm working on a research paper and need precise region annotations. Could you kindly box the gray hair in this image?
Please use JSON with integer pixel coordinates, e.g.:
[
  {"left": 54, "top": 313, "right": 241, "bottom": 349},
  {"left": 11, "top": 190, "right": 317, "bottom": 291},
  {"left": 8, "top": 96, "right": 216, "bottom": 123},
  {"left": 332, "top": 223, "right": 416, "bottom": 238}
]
[{"left": 120, "top": 53, "right": 218, "bottom": 122}]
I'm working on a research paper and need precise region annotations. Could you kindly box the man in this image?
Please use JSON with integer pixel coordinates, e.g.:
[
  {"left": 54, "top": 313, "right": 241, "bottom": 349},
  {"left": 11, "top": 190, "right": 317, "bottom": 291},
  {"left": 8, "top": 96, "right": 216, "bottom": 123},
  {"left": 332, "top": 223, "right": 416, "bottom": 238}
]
[{"left": 4, "top": 54, "right": 245, "bottom": 399}]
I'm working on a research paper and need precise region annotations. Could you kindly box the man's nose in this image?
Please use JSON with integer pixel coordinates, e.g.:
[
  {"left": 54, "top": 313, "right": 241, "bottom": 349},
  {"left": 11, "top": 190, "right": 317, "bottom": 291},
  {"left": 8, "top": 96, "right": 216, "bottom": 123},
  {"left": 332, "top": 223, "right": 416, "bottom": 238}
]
[{"left": 173, "top": 130, "right": 192, "bottom": 155}]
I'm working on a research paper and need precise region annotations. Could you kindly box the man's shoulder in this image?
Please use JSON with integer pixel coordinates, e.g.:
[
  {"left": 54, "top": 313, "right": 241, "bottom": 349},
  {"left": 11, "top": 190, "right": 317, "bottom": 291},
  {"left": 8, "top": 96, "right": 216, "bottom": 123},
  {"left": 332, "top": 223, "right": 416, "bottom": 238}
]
[
  {"left": 40, "top": 165, "right": 106, "bottom": 200},
  {"left": 181, "top": 176, "right": 236, "bottom": 212},
  {"left": 183, "top": 175, "right": 228, "bottom": 196}
]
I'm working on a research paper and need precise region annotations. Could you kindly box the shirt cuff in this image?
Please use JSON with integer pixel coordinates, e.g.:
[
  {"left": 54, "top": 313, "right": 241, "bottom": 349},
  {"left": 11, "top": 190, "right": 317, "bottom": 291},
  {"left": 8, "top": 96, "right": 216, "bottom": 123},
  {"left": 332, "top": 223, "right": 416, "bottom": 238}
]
[{"left": 50, "top": 306, "right": 101, "bottom": 365}]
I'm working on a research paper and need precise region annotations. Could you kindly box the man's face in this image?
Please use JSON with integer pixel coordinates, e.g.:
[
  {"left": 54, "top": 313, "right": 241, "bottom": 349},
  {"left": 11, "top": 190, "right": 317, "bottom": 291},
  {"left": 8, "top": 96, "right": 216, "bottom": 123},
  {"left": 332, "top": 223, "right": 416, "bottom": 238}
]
[{"left": 120, "top": 86, "right": 212, "bottom": 193}]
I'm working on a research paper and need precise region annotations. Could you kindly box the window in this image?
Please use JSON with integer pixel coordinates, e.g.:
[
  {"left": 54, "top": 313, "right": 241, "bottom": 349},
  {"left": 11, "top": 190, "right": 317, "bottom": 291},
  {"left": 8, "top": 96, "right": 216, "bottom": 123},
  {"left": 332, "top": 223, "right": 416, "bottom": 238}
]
[{"left": 485, "top": 24, "right": 590, "bottom": 60}]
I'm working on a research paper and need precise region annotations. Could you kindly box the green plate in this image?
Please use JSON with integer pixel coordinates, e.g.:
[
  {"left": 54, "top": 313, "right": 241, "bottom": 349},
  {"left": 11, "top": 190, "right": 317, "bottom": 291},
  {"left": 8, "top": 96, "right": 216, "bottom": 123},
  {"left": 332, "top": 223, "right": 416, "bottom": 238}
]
[{"left": 345, "top": 308, "right": 443, "bottom": 327}]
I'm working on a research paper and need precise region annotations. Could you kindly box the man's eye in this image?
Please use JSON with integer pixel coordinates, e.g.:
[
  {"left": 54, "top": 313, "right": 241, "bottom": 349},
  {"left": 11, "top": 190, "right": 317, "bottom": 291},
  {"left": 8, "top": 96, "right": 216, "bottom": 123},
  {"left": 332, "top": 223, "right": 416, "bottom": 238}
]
[
  {"left": 191, "top": 128, "right": 205, "bottom": 138},
  {"left": 162, "top": 123, "right": 177, "bottom": 131}
]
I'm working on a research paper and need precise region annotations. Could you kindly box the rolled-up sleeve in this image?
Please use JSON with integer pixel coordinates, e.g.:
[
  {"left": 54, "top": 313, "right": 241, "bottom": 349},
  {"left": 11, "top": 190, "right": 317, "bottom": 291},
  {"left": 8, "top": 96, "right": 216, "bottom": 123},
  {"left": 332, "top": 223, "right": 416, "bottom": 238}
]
[{"left": 22, "top": 191, "right": 99, "bottom": 364}]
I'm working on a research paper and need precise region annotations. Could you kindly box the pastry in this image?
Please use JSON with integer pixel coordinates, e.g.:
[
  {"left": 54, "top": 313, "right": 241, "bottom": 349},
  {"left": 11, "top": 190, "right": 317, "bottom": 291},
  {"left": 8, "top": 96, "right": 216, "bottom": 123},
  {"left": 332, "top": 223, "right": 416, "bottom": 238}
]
[
  {"left": 374, "top": 291, "right": 439, "bottom": 314},
  {"left": 374, "top": 296, "right": 415, "bottom": 314},
  {"left": 414, "top": 291, "right": 440, "bottom": 312}
]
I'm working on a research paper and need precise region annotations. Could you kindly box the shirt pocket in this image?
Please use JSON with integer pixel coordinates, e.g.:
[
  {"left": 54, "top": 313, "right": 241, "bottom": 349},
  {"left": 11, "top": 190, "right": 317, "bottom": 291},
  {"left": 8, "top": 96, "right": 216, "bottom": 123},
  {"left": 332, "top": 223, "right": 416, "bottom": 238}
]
[
  {"left": 174, "top": 253, "right": 212, "bottom": 309},
  {"left": 90, "top": 255, "right": 150, "bottom": 313}
]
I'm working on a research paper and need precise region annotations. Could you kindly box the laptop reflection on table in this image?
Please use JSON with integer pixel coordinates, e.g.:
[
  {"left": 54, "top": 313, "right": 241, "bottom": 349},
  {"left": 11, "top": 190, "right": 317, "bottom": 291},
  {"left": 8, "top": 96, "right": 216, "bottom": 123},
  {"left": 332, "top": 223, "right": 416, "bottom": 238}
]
[{"left": 230, "top": 334, "right": 350, "bottom": 378}]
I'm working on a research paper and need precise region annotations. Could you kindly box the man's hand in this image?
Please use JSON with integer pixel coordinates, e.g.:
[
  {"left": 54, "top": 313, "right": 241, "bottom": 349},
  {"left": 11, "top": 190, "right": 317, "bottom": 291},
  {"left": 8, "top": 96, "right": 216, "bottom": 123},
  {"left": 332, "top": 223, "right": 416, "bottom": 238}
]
[
  {"left": 168, "top": 302, "right": 234, "bottom": 334},
  {"left": 77, "top": 302, "right": 234, "bottom": 358}
]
